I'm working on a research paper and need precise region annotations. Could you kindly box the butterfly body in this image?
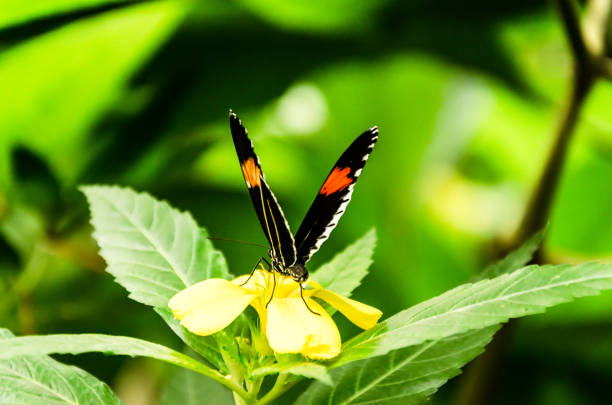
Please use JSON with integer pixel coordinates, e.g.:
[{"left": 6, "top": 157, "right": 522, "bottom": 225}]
[{"left": 229, "top": 110, "right": 378, "bottom": 285}]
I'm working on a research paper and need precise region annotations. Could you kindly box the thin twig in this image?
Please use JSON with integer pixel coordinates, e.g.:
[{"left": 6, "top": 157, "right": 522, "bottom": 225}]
[
  {"left": 556, "top": 0, "right": 591, "bottom": 63},
  {"left": 513, "top": 0, "right": 595, "bottom": 246},
  {"left": 455, "top": 1, "right": 606, "bottom": 404},
  {"left": 514, "top": 68, "right": 593, "bottom": 245}
]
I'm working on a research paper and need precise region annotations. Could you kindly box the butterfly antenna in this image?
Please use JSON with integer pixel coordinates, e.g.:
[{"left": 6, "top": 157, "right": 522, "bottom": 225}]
[
  {"left": 207, "top": 236, "right": 268, "bottom": 248},
  {"left": 300, "top": 284, "right": 320, "bottom": 316}
]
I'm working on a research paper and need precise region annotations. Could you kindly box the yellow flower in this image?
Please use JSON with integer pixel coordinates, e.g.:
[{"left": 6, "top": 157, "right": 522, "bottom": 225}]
[{"left": 168, "top": 269, "right": 382, "bottom": 359}]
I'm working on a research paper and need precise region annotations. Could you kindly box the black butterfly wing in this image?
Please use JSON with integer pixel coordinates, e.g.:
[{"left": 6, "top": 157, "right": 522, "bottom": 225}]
[
  {"left": 294, "top": 127, "right": 378, "bottom": 265},
  {"left": 229, "top": 111, "right": 297, "bottom": 267}
]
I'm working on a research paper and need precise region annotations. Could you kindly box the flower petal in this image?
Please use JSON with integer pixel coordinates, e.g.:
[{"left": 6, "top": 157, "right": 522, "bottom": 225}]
[
  {"left": 249, "top": 296, "right": 268, "bottom": 332},
  {"left": 232, "top": 269, "right": 268, "bottom": 293},
  {"left": 314, "top": 288, "right": 382, "bottom": 330},
  {"left": 169, "top": 279, "right": 256, "bottom": 336},
  {"left": 266, "top": 297, "right": 340, "bottom": 359}
]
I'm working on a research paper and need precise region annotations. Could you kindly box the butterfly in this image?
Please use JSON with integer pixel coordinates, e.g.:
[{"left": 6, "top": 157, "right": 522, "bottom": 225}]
[{"left": 229, "top": 110, "right": 378, "bottom": 312}]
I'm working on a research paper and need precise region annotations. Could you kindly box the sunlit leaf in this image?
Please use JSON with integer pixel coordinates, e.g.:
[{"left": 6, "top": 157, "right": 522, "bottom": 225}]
[
  {"left": 0, "top": 0, "right": 133, "bottom": 30},
  {"left": 0, "top": 332, "right": 219, "bottom": 379},
  {"left": 159, "top": 367, "right": 233, "bottom": 405},
  {"left": 497, "top": 13, "right": 568, "bottom": 101},
  {"left": 336, "top": 262, "right": 612, "bottom": 366},
  {"left": 296, "top": 326, "right": 499, "bottom": 404},
  {"left": 297, "top": 236, "right": 542, "bottom": 403},
  {"left": 311, "top": 228, "right": 376, "bottom": 297},
  {"left": 0, "top": 329, "right": 123, "bottom": 405},
  {"left": 83, "top": 185, "right": 230, "bottom": 367},
  {"left": 235, "top": 0, "right": 386, "bottom": 32},
  {"left": 82, "top": 185, "right": 231, "bottom": 308},
  {"left": 548, "top": 147, "right": 612, "bottom": 256},
  {"left": 0, "top": 1, "right": 185, "bottom": 186}
]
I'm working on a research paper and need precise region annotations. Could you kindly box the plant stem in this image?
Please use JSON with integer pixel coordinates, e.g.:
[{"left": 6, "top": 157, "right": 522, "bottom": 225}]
[
  {"left": 513, "top": 0, "right": 596, "bottom": 246},
  {"left": 246, "top": 376, "right": 264, "bottom": 402},
  {"left": 220, "top": 350, "right": 249, "bottom": 403},
  {"left": 233, "top": 392, "right": 247, "bottom": 405},
  {"left": 256, "top": 373, "right": 294, "bottom": 405},
  {"left": 187, "top": 363, "right": 248, "bottom": 401},
  {"left": 455, "top": 1, "right": 606, "bottom": 404}
]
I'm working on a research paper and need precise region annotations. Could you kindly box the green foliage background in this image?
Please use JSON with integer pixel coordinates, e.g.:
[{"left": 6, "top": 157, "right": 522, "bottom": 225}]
[{"left": 1, "top": 0, "right": 611, "bottom": 404}]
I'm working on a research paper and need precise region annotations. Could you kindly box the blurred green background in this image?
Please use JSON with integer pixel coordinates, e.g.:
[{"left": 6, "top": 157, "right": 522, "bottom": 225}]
[{"left": 1, "top": 0, "right": 612, "bottom": 404}]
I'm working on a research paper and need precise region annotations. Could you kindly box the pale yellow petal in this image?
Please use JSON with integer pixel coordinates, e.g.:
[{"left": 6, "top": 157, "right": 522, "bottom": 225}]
[
  {"left": 266, "top": 297, "right": 340, "bottom": 359},
  {"left": 169, "top": 279, "right": 256, "bottom": 336},
  {"left": 233, "top": 269, "right": 305, "bottom": 298},
  {"left": 231, "top": 274, "right": 251, "bottom": 286},
  {"left": 314, "top": 288, "right": 382, "bottom": 330},
  {"left": 232, "top": 269, "right": 272, "bottom": 294},
  {"left": 273, "top": 274, "right": 302, "bottom": 298},
  {"left": 283, "top": 279, "right": 319, "bottom": 299},
  {"left": 250, "top": 296, "right": 268, "bottom": 332}
]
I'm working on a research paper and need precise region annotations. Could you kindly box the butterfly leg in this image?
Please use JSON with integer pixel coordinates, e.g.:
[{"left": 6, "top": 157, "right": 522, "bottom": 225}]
[
  {"left": 240, "top": 257, "right": 271, "bottom": 286},
  {"left": 300, "top": 283, "right": 320, "bottom": 316},
  {"left": 265, "top": 271, "right": 277, "bottom": 308}
]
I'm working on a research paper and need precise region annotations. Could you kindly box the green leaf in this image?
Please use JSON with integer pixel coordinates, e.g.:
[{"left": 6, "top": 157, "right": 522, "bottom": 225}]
[
  {"left": 0, "top": 0, "right": 133, "bottom": 30},
  {"left": 0, "top": 333, "right": 227, "bottom": 383},
  {"left": 477, "top": 229, "right": 545, "bottom": 280},
  {"left": 83, "top": 185, "right": 234, "bottom": 369},
  {"left": 0, "top": 203, "right": 44, "bottom": 260},
  {"left": 252, "top": 361, "right": 332, "bottom": 386},
  {"left": 0, "top": 329, "right": 124, "bottom": 405},
  {"left": 159, "top": 367, "right": 233, "bottom": 405},
  {"left": 82, "top": 185, "right": 231, "bottom": 308},
  {"left": 235, "top": 0, "right": 384, "bottom": 32},
  {"left": 296, "top": 326, "right": 499, "bottom": 404},
  {"left": 0, "top": 2, "right": 185, "bottom": 186},
  {"left": 336, "top": 262, "right": 612, "bottom": 366},
  {"left": 156, "top": 307, "right": 226, "bottom": 372},
  {"left": 312, "top": 228, "right": 376, "bottom": 297},
  {"left": 296, "top": 231, "right": 542, "bottom": 403}
]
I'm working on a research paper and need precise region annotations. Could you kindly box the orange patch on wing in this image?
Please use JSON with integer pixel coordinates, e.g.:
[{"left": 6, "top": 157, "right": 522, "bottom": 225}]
[
  {"left": 320, "top": 167, "right": 352, "bottom": 196},
  {"left": 241, "top": 158, "right": 261, "bottom": 187}
]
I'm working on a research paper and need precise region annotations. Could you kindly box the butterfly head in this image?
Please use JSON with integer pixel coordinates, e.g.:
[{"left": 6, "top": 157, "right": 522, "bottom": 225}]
[{"left": 286, "top": 263, "right": 308, "bottom": 284}]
